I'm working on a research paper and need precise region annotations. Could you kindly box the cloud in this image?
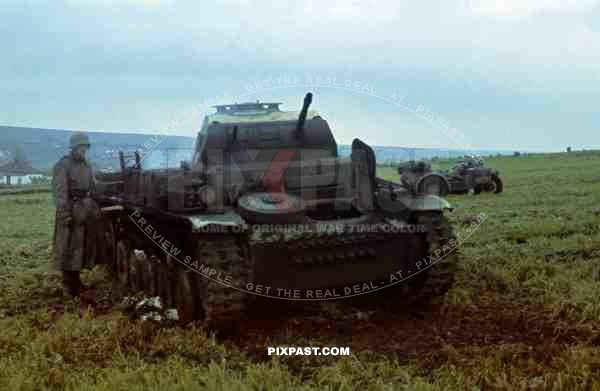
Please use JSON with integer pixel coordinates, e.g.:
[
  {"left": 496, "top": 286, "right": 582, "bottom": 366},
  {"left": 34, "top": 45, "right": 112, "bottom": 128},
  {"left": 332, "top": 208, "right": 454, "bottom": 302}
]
[
  {"left": 0, "top": 0, "right": 598, "bottom": 149},
  {"left": 467, "top": 0, "right": 598, "bottom": 18},
  {"left": 3, "top": 0, "right": 598, "bottom": 74}
]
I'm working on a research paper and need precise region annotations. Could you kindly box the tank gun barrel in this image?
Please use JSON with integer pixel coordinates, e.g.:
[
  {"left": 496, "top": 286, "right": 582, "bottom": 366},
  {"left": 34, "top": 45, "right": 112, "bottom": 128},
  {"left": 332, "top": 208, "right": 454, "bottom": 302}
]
[{"left": 295, "top": 92, "right": 313, "bottom": 137}]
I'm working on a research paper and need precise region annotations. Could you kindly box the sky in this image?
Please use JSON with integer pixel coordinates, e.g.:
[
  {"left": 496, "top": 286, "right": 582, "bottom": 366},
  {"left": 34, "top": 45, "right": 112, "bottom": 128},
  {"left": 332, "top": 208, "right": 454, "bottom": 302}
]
[{"left": 1, "top": 0, "right": 599, "bottom": 152}]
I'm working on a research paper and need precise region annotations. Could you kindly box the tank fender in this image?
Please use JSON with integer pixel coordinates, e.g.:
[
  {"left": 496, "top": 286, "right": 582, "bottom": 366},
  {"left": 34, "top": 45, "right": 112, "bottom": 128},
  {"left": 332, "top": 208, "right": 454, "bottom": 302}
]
[{"left": 401, "top": 194, "right": 453, "bottom": 211}]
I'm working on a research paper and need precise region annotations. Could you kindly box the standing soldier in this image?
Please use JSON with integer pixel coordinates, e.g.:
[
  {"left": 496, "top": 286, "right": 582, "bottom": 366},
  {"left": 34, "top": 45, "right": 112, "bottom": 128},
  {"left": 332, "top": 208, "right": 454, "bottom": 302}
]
[{"left": 52, "top": 132, "right": 100, "bottom": 297}]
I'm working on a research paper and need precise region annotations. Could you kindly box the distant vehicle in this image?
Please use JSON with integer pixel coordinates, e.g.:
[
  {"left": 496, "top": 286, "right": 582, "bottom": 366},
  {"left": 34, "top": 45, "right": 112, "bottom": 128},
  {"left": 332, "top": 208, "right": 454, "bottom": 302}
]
[{"left": 397, "top": 158, "right": 503, "bottom": 196}]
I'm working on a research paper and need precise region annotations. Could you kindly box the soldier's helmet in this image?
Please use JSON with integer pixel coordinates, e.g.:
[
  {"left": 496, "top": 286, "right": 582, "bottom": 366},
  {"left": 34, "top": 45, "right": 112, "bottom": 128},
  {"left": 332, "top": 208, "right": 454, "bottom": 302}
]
[{"left": 70, "top": 132, "right": 91, "bottom": 148}]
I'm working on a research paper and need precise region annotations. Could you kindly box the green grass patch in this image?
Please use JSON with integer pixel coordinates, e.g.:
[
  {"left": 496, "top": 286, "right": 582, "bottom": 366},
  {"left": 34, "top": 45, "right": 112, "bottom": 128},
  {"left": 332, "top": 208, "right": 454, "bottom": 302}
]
[{"left": 1, "top": 152, "right": 600, "bottom": 389}]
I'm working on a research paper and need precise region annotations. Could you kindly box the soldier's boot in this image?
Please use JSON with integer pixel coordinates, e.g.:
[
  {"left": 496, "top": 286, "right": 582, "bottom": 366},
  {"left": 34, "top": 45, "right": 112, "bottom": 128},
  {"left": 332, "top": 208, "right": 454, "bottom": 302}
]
[{"left": 62, "top": 271, "right": 80, "bottom": 298}]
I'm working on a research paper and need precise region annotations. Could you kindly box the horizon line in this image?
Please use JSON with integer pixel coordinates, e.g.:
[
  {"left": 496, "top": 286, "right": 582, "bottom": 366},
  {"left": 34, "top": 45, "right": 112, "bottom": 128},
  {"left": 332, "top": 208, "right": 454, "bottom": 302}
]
[{"left": 0, "top": 124, "right": 579, "bottom": 154}]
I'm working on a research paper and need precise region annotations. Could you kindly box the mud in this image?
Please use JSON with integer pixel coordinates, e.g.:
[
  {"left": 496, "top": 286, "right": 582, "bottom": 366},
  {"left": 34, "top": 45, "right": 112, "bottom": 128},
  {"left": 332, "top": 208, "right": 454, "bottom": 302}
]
[
  {"left": 223, "top": 277, "right": 595, "bottom": 372},
  {"left": 7, "top": 270, "right": 595, "bottom": 377}
]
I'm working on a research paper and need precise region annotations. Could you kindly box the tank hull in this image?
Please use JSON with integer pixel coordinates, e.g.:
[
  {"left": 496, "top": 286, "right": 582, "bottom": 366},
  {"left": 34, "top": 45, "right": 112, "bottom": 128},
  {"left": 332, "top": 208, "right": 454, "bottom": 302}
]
[
  {"left": 93, "top": 198, "right": 455, "bottom": 327},
  {"left": 90, "top": 93, "right": 456, "bottom": 328}
]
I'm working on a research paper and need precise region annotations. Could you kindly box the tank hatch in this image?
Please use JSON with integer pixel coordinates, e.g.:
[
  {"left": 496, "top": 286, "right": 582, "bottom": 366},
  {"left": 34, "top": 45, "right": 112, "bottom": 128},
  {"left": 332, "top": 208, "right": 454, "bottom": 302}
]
[{"left": 214, "top": 101, "right": 283, "bottom": 116}]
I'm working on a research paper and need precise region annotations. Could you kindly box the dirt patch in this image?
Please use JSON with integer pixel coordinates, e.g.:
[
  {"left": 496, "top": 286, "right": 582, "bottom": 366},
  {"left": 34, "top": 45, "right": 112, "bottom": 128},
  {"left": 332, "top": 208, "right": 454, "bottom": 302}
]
[
  {"left": 6, "top": 271, "right": 596, "bottom": 377},
  {"left": 224, "top": 282, "right": 595, "bottom": 373}
]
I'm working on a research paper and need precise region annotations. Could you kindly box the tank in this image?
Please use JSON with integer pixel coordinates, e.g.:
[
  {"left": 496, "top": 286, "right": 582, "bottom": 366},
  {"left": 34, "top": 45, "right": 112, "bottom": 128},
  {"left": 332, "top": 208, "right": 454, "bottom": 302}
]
[
  {"left": 398, "top": 158, "right": 503, "bottom": 196},
  {"left": 92, "top": 93, "right": 456, "bottom": 328}
]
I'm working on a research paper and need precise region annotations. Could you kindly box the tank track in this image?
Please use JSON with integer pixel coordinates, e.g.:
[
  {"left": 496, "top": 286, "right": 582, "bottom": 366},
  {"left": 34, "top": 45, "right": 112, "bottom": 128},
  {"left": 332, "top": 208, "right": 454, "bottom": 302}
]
[
  {"left": 111, "top": 211, "right": 455, "bottom": 324},
  {"left": 196, "top": 233, "right": 250, "bottom": 328},
  {"left": 414, "top": 212, "right": 457, "bottom": 294},
  {"left": 112, "top": 228, "right": 250, "bottom": 328}
]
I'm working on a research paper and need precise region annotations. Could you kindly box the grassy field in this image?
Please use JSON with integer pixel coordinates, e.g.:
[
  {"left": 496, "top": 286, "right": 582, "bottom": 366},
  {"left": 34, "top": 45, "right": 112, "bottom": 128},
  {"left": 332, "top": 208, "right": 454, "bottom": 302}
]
[
  {"left": 1, "top": 152, "right": 600, "bottom": 390},
  {"left": 0, "top": 184, "right": 50, "bottom": 196}
]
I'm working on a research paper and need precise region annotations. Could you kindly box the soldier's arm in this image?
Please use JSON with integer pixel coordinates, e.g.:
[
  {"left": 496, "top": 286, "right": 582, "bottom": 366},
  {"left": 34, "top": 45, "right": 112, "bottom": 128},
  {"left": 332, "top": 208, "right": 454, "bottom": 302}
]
[{"left": 52, "top": 161, "right": 72, "bottom": 223}]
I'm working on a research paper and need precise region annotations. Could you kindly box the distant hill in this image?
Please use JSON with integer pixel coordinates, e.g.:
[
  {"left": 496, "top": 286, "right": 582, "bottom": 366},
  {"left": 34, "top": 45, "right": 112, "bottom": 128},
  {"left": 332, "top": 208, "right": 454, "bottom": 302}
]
[
  {"left": 0, "top": 126, "right": 195, "bottom": 171},
  {"left": 0, "top": 126, "right": 514, "bottom": 171}
]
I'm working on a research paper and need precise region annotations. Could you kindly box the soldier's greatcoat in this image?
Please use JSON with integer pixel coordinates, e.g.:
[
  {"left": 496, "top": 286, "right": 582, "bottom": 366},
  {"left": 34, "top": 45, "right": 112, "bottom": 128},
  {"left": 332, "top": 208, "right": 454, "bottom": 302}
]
[{"left": 52, "top": 154, "right": 96, "bottom": 271}]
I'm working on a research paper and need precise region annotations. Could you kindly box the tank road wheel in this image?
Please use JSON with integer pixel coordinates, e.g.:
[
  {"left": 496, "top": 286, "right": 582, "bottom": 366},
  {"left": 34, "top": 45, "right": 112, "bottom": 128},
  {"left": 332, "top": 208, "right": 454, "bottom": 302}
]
[
  {"left": 418, "top": 176, "right": 449, "bottom": 196},
  {"left": 143, "top": 258, "right": 157, "bottom": 296},
  {"left": 104, "top": 221, "right": 117, "bottom": 272},
  {"left": 175, "top": 269, "right": 202, "bottom": 324},
  {"left": 155, "top": 256, "right": 176, "bottom": 308},
  {"left": 116, "top": 240, "right": 131, "bottom": 286},
  {"left": 128, "top": 251, "right": 142, "bottom": 291},
  {"left": 161, "top": 255, "right": 177, "bottom": 308}
]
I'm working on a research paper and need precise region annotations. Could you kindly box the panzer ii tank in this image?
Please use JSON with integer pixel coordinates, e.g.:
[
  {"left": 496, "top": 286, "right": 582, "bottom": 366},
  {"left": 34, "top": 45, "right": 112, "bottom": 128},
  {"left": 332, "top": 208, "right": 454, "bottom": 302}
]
[{"left": 92, "top": 93, "right": 456, "bottom": 327}]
